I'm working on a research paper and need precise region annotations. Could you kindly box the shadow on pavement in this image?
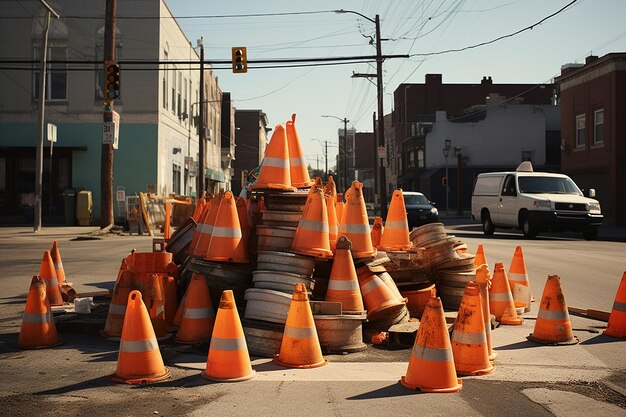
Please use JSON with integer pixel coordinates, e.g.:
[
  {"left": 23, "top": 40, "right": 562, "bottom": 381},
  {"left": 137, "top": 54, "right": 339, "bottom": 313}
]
[
  {"left": 346, "top": 382, "right": 416, "bottom": 400},
  {"left": 494, "top": 340, "right": 538, "bottom": 351},
  {"left": 35, "top": 375, "right": 112, "bottom": 395},
  {"left": 580, "top": 333, "right": 623, "bottom": 345}
]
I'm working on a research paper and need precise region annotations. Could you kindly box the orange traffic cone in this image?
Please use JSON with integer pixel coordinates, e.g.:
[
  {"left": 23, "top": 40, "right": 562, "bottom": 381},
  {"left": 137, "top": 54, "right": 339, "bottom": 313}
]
[
  {"left": 172, "top": 288, "right": 187, "bottom": 329},
  {"left": 339, "top": 181, "right": 376, "bottom": 258},
  {"left": 205, "top": 191, "right": 248, "bottom": 263},
  {"left": 163, "top": 276, "right": 178, "bottom": 330},
  {"left": 18, "top": 276, "right": 61, "bottom": 349},
  {"left": 508, "top": 246, "right": 531, "bottom": 312},
  {"left": 50, "top": 241, "right": 66, "bottom": 286},
  {"left": 202, "top": 290, "right": 256, "bottom": 381},
  {"left": 475, "top": 265, "right": 496, "bottom": 361},
  {"left": 164, "top": 200, "right": 172, "bottom": 240},
  {"left": 474, "top": 244, "right": 488, "bottom": 268},
  {"left": 605, "top": 272, "right": 626, "bottom": 339},
  {"left": 370, "top": 217, "right": 384, "bottom": 248},
  {"left": 290, "top": 181, "right": 333, "bottom": 258},
  {"left": 191, "top": 197, "right": 205, "bottom": 222},
  {"left": 143, "top": 274, "right": 167, "bottom": 339},
  {"left": 275, "top": 283, "right": 327, "bottom": 368},
  {"left": 236, "top": 197, "right": 250, "bottom": 242},
  {"left": 325, "top": 176, "right": 339, "bottom": 251},
  {"left": 326, "top": 236, "right": 365, "bottom": 314},
  {"left": 358, "top": 271, "right": 404, "bottom": 321},
  {"left": 380, "top": 190, "right": 412, "bottom": 251},
  {"left": 286, "top": 114, "right": 314, "bottom": 188},
  {"left": 39, "top": 251, "right": 63, "bottom": 306},
  {"left": 451, "top": 282, "right": 494, "bottom": 376},
  {"left": 102, "top": 271, "right": 134, "bottom": 339},
  {"left": 111, "top": 290, "right": 171, "bottom": 384},
  {"left": 528, "top": 275, "right": 578, "bottom": 345},
  {"left": 400, "top": 297, "right": 462, "bottom": 393},
  {"left": 335, "top": 194, "right": 345, "bottom": 225},
  {"left": 378, "top": 271, "right": 406, "bottom": 304},
  {"left": 250, "top": 124, "right": 295, "bottom": 191},
  {"left": 176, "top": 273, "right": 215, "bottom": 344},
  {"left": 189, "top": 202, "right": 210, "bottom": 255},
  {"left": 193, "top": 195, "right": 221, "bottom": 257},
  {"left": 489, "top": 263, "right": 523, "bottom": 325}
]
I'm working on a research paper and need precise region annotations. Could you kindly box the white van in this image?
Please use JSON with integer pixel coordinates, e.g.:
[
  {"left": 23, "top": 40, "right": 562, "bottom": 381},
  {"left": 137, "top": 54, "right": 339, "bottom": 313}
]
[{"left": 471, "top": 162, "right": 603, "bottom": 239}]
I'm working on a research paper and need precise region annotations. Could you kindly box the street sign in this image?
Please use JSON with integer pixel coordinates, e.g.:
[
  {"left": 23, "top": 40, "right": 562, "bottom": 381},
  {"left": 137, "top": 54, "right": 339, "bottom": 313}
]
[
  {"left": 103, "top": 110, "right": 120, "bottom": 149},
  {"left": 189, "top": 161, "right": 199, "bottom": 176},
  {"left": 47, "top": 123, "right": 57, "bottom": 142},
  {"left": 116, "top": 186, "right": 126, "bottom": 202},
  {"left": 184, "top": 156, "right": 193, "bottom": 167},
  {"left": 377, "top": 146, "right": 386, "bottom": 158}
]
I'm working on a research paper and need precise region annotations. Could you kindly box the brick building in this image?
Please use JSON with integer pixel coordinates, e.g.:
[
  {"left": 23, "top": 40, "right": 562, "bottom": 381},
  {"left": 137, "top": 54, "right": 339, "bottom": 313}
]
[{"left": 556, "top": 53, "right": 626, "bottom": 226}]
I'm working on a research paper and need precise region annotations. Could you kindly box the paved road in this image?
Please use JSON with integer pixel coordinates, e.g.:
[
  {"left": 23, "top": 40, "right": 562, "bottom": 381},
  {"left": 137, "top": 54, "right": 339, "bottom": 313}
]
[{"left": 0, "top": 226, "right": 624, "bottom": 416}]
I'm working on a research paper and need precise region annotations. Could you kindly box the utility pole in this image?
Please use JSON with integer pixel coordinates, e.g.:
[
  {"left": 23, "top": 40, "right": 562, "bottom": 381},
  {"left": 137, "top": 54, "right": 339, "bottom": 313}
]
[
  {"left": 324, "top": 140, "right": 328, "bottom": 181},
  {"left": 100, "top": 0, "right": 116, "bottom": 229},
  {"left": 34, "top": 0, "right": 59, "bottom": 232},
  {"left": 343, "top": 117, "right": 348, "bottom": 190},
  {"left": 375, "top": 14, "right": 387, "bottom": 219},
  {"left": 197, "top": 37, "right": 205, "bottom": 196},
  {"left": 456, "top": 149, "right": 463, "bottom": 216},
  {"left": 372, "top": 111, "right": 378, "bottom": 211}
]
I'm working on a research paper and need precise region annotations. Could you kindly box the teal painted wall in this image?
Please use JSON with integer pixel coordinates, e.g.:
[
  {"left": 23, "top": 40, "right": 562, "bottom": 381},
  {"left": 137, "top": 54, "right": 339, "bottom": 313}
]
[{"left": 0, "top": 122, "right": 157, "bottom": 221}]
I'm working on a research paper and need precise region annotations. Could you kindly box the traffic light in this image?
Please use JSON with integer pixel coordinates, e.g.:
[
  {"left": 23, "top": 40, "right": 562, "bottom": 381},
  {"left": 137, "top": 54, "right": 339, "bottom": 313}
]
[
  {"left": 231, "top": 47, "right": 247, "bottom": 73},
  {"left": 105, "top": 63, "right": 121, "bottom": 99}
]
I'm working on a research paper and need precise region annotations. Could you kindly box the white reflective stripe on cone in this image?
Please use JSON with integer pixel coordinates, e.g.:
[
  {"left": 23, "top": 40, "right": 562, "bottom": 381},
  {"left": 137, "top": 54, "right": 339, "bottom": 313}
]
[
  {"left": 339, "top": 223, "right": 371, "bottom": 234},
  {"left": 412, "top": 344, "right": 453, "bottom": 362},
  {"left": 284, "top": 325, "right": 317, "bottom": 339},
  {"left": 209, "top": 336, "right": 247, "bottom": 351},
  {"left": 263, "top": 157, "right": 289, "bottom": 168},
  {"left": 22, "top": 311, "right": 53, "bottom": 324},
  {"left": 327, "top": 279, "right": 360, "bottom": 291},
  {"left": 489, "top": 292, "right": 513, "bottom": 302},
  {"left": 384, "top": 219, "right": 408, "bottom": 229},
  {"left": 183, "top": 307, "right": 215, "bottom": 319},
  {"left": 211, "top": 226, "right": 242, "bottom": 238},
  {"left": 119, "top": 338, "right": 159, "bottom": 353},
  {"left": 298, "top": 219, "right": 329, "bottom": 233},
  {"left": 360, "top": 278, "right": 383, "bottom": 296},
  {"left": 612, "top": 301, "right": 626, "bottom": 313},
  {"left": 289, "top": 157, "right": 306, "bottom": 166},
  {"left": 508, "top": 272, "right": 529, "bottom": 283},
  {"left": 44, "top": 277, "right": 59, "bottom": 287},
  {"left": 54, "top": 262, "right": 63, "bottom": 269}
]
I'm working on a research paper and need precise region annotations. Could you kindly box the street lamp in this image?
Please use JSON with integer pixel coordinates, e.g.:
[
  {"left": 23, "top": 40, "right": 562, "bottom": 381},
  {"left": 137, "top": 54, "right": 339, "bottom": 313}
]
[
  {"left": 454, "top": 146, "right": 463, "bottom": 216},
  {"left": 322, "top": 115, "right": 349, "bottom": 191},
  {"left": 333, "top": 9, "right": 387, "bottom": 218},
  {"left": 443, "top": 139, "right": 451, "bottom": 216}
]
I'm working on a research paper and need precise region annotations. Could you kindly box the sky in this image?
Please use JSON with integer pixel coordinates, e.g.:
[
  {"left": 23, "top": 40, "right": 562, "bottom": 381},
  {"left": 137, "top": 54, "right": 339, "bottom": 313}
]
[{"left": 166, "top": 0, "right": 626, "bottom": 169}]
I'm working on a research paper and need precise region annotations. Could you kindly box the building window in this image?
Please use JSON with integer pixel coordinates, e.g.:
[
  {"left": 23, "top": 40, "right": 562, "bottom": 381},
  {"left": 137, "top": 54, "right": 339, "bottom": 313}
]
[
  {"left": 575, "top": 114, "right": 585, "bottom": 148},
  {"left": 162, "top": 50, "right": 168, "bottom": 109},
  {"left": 408, "top": 151, "right": 415, "bottom": 169},
  {"left": 172, "top": 164, "right": 181, "bottom": 195},
  {"left": 417, "top": 148, "right": 424, "bottom": 168},
  {"left": 171, "top": 66, "right": 176, "bottom": 115},
  {"left": 177, "top": 72, "right": 182, "bottom": 118},
  {"left": 34, "top": 46, "right": 67, "bottom": 101},
  {"left": 183, "top": 78, "right": 188, "bottom": 121},
  {"left": 593, "top": 108, "right": 604, "bottom": 146}
]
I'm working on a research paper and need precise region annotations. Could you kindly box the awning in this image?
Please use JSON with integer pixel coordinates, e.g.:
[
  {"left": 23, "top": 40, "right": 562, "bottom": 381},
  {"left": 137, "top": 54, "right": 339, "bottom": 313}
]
[{"left": 205, "top": 168, "right": 226, "bottom": 182}]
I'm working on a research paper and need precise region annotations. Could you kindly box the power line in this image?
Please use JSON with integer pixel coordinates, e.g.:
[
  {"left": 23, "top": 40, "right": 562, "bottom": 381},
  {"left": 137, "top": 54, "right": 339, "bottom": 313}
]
[{"left": 409, "top": 0, "right": 579, "bottom": 57}]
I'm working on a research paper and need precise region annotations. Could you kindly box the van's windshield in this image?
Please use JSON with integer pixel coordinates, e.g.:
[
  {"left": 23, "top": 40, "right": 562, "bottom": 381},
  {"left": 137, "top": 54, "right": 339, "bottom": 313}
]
[
  {"left": 404, "top": 194, "right": 430, "bottom": 205},
  {"left": 518, "top": 176, "right": 581, "bottom": 195}
]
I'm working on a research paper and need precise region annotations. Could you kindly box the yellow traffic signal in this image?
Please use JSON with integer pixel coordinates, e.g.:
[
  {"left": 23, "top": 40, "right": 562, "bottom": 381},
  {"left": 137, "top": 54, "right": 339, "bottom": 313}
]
[
  {"left": 231, "top": 47, "right": 247, "bottom": 73},
  {"left": 105, "top": 63, "right": 121, "bottom": 99}
]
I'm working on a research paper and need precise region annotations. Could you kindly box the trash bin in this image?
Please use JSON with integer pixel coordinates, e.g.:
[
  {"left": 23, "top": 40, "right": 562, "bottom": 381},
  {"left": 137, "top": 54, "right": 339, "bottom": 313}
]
[
  {"left": 63, "top": 189, "right": 76, "bottom": 226},
  {"left": 77, "top": 190, "right": 92, "bottom": 226}
]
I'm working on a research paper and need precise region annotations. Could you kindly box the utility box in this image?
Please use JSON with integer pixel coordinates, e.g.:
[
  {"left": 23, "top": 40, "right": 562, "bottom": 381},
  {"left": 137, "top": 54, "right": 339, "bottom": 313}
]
[
  {"left": 62, "top": 189, "right": 76, "bottom": 226},
  {"left": 77, "top": 190, "right": 92, "bottom": 226}
]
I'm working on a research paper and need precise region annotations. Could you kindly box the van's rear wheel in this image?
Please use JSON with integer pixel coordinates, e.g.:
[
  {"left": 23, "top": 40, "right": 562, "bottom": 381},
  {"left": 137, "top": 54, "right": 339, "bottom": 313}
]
[
  {"left": 482, "top": 211, "right": 495, "bottom": 236},
  {"left": 520, "top": 214, "right": 538, "bottom": 239}
]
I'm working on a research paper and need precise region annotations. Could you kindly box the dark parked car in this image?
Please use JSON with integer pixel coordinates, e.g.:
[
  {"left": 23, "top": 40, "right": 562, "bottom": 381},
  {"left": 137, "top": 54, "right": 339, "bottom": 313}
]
[{"left": 403, "top": 191, "right": 439, "bottom": 229}]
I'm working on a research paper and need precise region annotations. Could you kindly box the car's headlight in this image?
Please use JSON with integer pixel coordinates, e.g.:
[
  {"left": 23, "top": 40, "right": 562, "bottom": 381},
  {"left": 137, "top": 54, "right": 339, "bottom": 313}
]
[
  {"left": 431, "top": 207, "right": 438, "bottom": 214},
  {"left": 587, "top": 202, "right": 601, "bottom": 212},
  {"left": 532, "top": 200, "right": 551, "bottom": 209}
]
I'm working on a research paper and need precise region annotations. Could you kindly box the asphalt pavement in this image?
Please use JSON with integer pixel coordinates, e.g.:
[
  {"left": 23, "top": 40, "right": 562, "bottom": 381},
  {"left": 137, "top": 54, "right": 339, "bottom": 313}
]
[{"left": 0, "top": 223, "right": 625, "bottom": 416}]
